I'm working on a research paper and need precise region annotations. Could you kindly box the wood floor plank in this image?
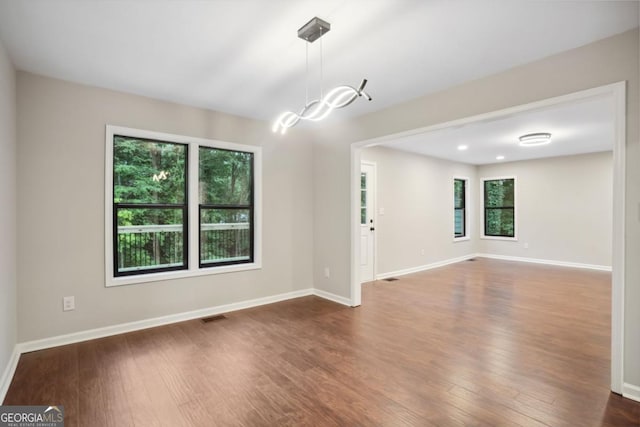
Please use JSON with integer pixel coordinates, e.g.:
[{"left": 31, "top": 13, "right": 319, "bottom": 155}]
[
  {"left": 4, "top": 259, "right": 640, "bottom": 426},
  {"left": 76, "top": 341, "right": 111, "bottom": 427},
  {"left": 54, "top": 345, "right": 79, "bottom": 426}
]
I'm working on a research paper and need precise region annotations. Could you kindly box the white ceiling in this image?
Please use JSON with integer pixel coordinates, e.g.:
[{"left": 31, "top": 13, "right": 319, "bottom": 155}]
[
  {"left": 0, "top": 0, "right": 637, "bottom": 123},
  {"left": 378, "top": 94, "right": 614, "bottom": 165}
]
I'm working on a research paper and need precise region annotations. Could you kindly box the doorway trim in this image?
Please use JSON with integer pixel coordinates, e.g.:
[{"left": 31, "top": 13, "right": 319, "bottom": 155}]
[{"left": 350, "top": 81, "right": 626, "bottom": 393}]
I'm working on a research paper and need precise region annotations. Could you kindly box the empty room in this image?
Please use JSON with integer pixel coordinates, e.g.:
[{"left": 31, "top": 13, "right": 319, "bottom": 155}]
[{"left": 0, "top": 1, "right": 639, "bottom": 426}]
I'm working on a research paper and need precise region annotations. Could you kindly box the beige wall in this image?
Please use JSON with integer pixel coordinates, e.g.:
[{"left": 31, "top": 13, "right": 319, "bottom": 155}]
[
  {"left": 16, "top": 72, "right": 314, "bottom": 342},
  {"left": 0, "top": 40, "right": 17, "bottom": 389},
  {"left": 361, "top": 146, "right": 476, "bottom": 275},
  {"left": 312, "top": 29, "right": 640, "bottom": 386},
  {"left": 312, "top": 139, "right": 351, "bottom": 296},
  {"left": 478, "top": 152, "right": 612, "bottom": 266}
]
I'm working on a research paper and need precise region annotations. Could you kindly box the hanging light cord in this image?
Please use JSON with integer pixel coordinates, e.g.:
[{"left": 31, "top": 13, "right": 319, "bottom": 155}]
[
  {"left": 319, "top": 27, "right": 324, "bottom": 99},
  {"left": 305, "top": 40, "right": 309, "bottom": 104}
]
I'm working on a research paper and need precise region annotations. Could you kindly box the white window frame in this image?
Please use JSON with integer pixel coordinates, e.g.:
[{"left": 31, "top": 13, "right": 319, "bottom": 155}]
[
  {"left": 105, "top": 125, "right": 262, "bottom": 287},
  {"left": 453, "top": 176, "right": 471, "bottom": 242},
  {"left": 480, "top": 175, "right": 517, "bottom": 241}
]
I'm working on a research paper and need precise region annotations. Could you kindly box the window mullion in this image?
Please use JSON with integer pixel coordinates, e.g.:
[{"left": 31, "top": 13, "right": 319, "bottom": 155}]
[{"left": 188, "top": 142, "right": 199, "bottom": 272}]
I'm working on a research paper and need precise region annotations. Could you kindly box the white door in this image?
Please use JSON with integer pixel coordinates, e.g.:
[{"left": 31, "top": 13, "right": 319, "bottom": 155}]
[{"left": 360, "top": 162, "right": 376, "bottom": 282}]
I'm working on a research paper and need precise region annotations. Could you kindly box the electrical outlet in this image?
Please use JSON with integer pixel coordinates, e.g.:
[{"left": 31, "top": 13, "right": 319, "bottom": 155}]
[
  {"left": 324, "top": 267, "right": 330, "bottom": 278},
  {"left": 63, "top": 296, "right": 75, "bottom": 312},
  {"left": 421, "top": 249, "right": 425, "bottom": 255},
  {"left": 524, "top": 242, "right": 529, "bottom": 249}
]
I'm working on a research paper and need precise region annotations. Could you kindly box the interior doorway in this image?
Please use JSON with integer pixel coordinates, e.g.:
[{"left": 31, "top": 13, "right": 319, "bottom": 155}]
[{"left": 349, "top": 81, "right": 626, "bottom": 394}]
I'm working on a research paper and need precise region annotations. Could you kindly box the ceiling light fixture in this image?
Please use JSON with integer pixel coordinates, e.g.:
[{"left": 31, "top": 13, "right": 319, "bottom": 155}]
[
  {"left": 496, "top": 155, "right": 505, "bottom": 160},
  {"left": 457, "top": 145, "right": 468, "bottom": 151},
  {"left": 519, "top": 132, "right": 551, "bottom": 146},
  {"left": 272, "top": 17, "right": 372, "bottom": 134}
]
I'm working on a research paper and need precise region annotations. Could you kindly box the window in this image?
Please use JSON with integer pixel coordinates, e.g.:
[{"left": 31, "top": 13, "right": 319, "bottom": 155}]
[
  {"left": 482, "top": 177, "right": 516, "bottom": 239},
  {"left": 113, "top": 136, "right": 188, "bottom": 276},
  {"left": 199, "top": 147, "right": 253, "bottom": 267},
  {"left": 106, "top": 126, "right": 261, "bottom": 286},
  {"left": 454, "top": 178, "right": 467, "bottom": 238}
]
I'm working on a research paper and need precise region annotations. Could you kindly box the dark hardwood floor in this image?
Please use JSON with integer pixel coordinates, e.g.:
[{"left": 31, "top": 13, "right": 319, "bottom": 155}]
[{"left": 4, "top": 258, "right": 640, "bottom": 426}]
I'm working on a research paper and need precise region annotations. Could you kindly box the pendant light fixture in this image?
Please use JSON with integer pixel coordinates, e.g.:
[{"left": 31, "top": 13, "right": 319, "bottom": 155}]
[{"left": 272, "top": 17, "right": 372, "bottom": 134}]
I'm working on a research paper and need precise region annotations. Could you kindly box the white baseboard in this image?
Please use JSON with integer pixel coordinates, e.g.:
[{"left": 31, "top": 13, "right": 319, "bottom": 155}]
[
  {"left": 18, "top": 288, "right": 315, "bottom": 354},
  {"left": 0, "top": 346, "right": 20, "bottom": 404},
  {"left": 623, "top": 383, "right": 640, "bottom": 403},
  {"left": 376, "top": 254, "right": 476, "bottom": 280},
  {"left": 312, "top": 288, "right": 352, "bottom": 306},
  {"left": 475, "top": 253, "right": 612, "bottom": 272}
]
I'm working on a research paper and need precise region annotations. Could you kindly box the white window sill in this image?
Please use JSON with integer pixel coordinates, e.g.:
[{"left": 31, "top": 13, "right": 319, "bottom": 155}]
[
  {"left": 453, "top": 236, "right": 471, "bottom": 242},
  {"left": 106, "top": 262, "right": 262, "bottom": 287},
  {"left": 480, "top": 236, "right": 518, "bottom": 242}
]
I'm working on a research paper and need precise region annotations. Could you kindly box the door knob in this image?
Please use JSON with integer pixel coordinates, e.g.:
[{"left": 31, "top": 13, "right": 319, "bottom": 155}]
[{"left": 370, "top": 227, "right": 375, "bottom": 231}]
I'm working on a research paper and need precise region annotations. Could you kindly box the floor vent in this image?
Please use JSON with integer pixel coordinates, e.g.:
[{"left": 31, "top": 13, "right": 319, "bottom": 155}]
[
  {"left": 201, "top": 314, "right": 227, "bottom": 323},
  {"left": 467, "top": 258, "right": 476, "bottom": 261},
  {"left": 383, "top": 277, "right": 399, "bottom": 282}
]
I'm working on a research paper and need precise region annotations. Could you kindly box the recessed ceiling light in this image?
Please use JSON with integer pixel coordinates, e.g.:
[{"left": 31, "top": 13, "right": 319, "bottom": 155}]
[
  {"left": 457, "top": 145, "right": 468, "bottom": 151},
  {"left": 519, "top": 132, "right": 551, "bottom": 146},
  {"left": 496, "top": 155, "right": 505, "bottom": 160}
]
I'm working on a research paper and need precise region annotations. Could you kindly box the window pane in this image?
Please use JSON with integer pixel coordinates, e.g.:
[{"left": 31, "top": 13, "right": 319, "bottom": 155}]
[
  {"left": 361, "top": 176, "right": 367, "bottom": 224},
  {"left": 454, "top": 179, "right": 466, "bottom": 238},
  {"left": 114, "top": 136, "right": 187, "bottom": 204},
  {"left": 485, "top": 208, "right": 515, "bottom": 237},
  {"left": 361, "top": 191, "right": 367, "bottom": 223},
  {"left": 454, "top": 179, "right": 464, "bottom": 208},
  {"left": 200, "top": 208, "right": 251, "bottom": 265},
  {"left": 360, "top": 172, "right": 367, "bottom": 225},
  {"left": 454, "top": 208, "right": 464, "bottom": 236},
  {"left": 484, "top": 178, "right": 515, "bottom": 237},
  {"left": 484, "top": 179, "right": 514, "bottom": 208},
  {"left": 116, "top": 207, "right": 185, "bottom": 273},
  {"left": 199, "top": 147, "right": 253, "bottom": 205}
]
